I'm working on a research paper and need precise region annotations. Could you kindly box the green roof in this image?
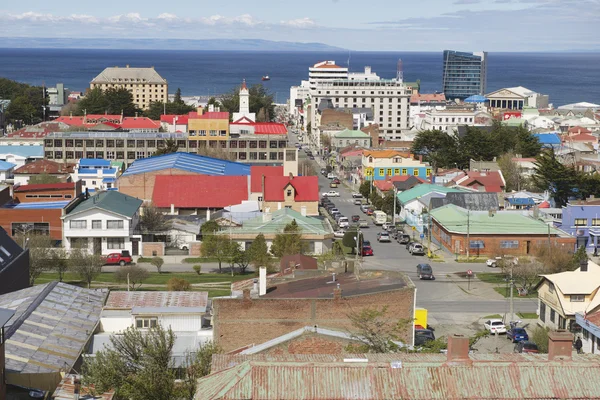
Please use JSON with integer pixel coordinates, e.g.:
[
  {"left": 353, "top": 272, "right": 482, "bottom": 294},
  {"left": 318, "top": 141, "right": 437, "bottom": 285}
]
[
  {"left": 396, "top": 184, "right": 464, "bottom": 205},
  {"left": 110, "top": 160, "right": 124, "bottom": 171},
  {"left": 68, "top": 191, "right": 142, "bottom": 218},
  {"left": 503, "top": 118, "right": 526, "bottom": 127},
  {"left": 430, "top": 204, "right": 564, "bottom": 235},
  {"left": 228, "top": 208, "right": 330, "bottom": 236},
  {"left": 334, "top": 129, "right": 370, "bottom": 139}
]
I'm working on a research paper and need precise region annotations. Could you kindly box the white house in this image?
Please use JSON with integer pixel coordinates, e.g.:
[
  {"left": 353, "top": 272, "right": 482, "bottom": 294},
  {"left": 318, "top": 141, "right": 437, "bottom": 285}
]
[
  {"left": 0, "top": 160, "right": 15, "bottom": 182},
  {"left": 420, "top": 108, "right": 476, "bottom": 133},
  {"left": 91, "top": 291, "right": 213, "bottom": 366},
  {"left": 0, "top": 145, "right": 44, "bottom": 169},
  {"left": 62, "top": 190, "right": 142, "bottom": 255},
  {"left": 71, "top": 158, "right": 121, "bottom": 190}
]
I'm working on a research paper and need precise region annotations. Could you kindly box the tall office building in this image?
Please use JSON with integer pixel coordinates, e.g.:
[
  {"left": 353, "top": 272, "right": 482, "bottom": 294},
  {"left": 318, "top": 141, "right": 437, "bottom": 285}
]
[{"left": 442, "top": 50, "right": 487, "bottom": 100}]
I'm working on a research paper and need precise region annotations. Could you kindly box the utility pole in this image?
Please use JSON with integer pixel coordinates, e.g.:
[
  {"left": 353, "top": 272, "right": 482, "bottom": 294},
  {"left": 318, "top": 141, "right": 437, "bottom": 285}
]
[
  {"left": 466, "top": 210, "right": 470, "bottom": 259},
  {"left": 427, "top": 199, "right": 432, "bottom": 258},
  {"left": 509, "top": 265, "right": 514, "bottom": 324},
  {"left": 392, "top": 187, "right": 397, "bottom": 226}
]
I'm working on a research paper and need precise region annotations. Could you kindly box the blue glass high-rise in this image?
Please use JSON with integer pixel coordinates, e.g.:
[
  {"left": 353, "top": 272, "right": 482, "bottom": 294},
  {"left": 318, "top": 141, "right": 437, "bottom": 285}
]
[{"left": 442, "top": 50, "right": 487, "bottom": 100}]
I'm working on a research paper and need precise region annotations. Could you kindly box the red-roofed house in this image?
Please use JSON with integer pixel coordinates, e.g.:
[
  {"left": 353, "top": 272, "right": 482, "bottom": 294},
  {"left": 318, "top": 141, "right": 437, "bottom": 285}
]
[
  {"left": 152, "top": 175, "right": 250, "bottom": 216},
  {"left": 262, "top": 175, "right": 319, "bottom": 216},
  {"left": 188, "top": 110, "right": 230, "bottom": 143},
  {"left": 13, "top": 160, "right": 75, "bottom": 186},
  {"left": 451, "top": 171, "right": 506, "bottom": 193},
  {"left": 567, "top": 126, "right": 592, "bottom": 136},
  {"left": 120, "top": 117, "right": 161, "bottom": 132},
  {"left": 160, "top": 114, "right": 190, "bottom": 133},
  {"left": 54, "top": 115, "right": 160, "bottom": 132},
  {"left": 250, "top": 166, "right": 284, "bottom": 199}
]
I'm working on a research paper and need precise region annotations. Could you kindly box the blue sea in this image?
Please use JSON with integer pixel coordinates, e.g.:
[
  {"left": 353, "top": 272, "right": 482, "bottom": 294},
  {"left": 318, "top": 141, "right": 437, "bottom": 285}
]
[{"left": 0, "top": 48, "right": 599, "bottom": 106}]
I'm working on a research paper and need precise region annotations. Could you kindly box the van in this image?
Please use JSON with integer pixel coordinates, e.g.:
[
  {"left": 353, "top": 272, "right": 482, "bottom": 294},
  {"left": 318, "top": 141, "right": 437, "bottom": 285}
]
[
  {"left": 338, "top": 217, "right": 349, "bottom": 228},
  {"left": 373, "top": 211, "right": 387, "bottom": 225}
]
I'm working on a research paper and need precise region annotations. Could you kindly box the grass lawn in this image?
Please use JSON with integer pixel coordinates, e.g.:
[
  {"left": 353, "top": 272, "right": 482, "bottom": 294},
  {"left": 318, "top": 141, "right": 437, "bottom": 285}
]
[
  {"left": 477, "top": 272, "right": 509, "bottom": 285},
  {"left": 493, "top": 286, "right": 538, "bottom": 298},
  {"left": 456, "top": 257, "right": 489, "bottom": 263},
  {"left": 483, "top": 314, "right": 503, "bottom": 319},
  {"left": 517, "top": 312, "right": 539, "bottom": 319},
  {"left": 36, "top": 271, "right": 252, "bottom": 285}
]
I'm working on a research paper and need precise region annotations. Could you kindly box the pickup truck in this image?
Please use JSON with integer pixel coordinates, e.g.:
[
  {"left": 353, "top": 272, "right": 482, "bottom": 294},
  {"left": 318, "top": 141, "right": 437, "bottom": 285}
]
[{"left": 104, "top": 252, "right": 133, "bottom": 266}]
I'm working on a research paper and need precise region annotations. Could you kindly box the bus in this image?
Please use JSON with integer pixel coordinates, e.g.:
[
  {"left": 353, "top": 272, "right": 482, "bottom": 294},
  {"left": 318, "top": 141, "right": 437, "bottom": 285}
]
[{"left": 373, "top": 211, "right": 387, "bottom": 225}]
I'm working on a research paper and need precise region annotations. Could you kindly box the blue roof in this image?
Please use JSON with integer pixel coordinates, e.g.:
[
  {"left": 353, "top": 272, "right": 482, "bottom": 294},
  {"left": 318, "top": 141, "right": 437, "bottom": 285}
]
[
  {"left": 0, "top": 160, "right": 15, "bottom": 170},
  {"left": 464, "top": 95, "right": 488, "bottom": 103},
  {"left": 78, "top": 158, "right": 112, "bottom": 167},
  {"left": 78, "top": 168, "right": 117, "bottom": 175},
  {"left": 0, "top": 146, "right": 44, "bottom": 158},
  {"left": 121, "top": 152, "right": 251, "bottom": 177},
  {"left": 533, "top": 133, "right": 561, "bottom": 145},
  {"left": 103, "top": 178, "right": 116, "bottom": 183},
  {"left": 2, "top": 201, "right": 69, "bottom": 209},
  {"left": 507, "top": 197, "right": 535, "bottom": 206}
]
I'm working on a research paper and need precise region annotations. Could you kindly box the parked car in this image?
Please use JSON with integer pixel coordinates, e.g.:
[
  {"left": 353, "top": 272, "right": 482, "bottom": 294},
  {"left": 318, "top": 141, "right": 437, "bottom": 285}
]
[
  {"left": 353, "top": 198, "right": 363, "bottom": 205},
  {"left": 327, "top": 173, "right": 337, "bottom": 179},
  {"left": 483, "top": 319, "right": 507, "bottom": 334},
  {"left": 333, "top": 230, "right": 346, "bottom": 238},
  {"left": 416, "top": 263, "right": 435, "bottom": 280},
  {"left": 329, "top": 182, "right": 338, "bottom": 188},
  {"left": 406, "top": 241, "right": 416, "bottom": 250},
  {"left": 104, "top": 252, "right": 133, "bottom": 266},
  {"left": 321, "top": 169, "right": 327, "bottom": 176},
  {"left": 507, "top": 327, "right": 529, "bottom": 343},
  {"left": 415, "top": 328, "right": 436, "bottom": 346},
  {"left": 410, "top": 243, "right": 425, "bottom": 255},
  {"left": 515, "top": 341, "right": 539, "bottom": 353},
  {"left": 309, "top": 155, "right": 315, "bottom": 160},
  {"left": 398, "top": 234, "right": 411, "bottom": 244},
  {"left": 358, "top": 219, "right": 369, "bottom": 228},
  {"left": 382, "top": 222, "right": 390, "bottom": 230},
  {"left": 487, "top": 255, "right": 519, "bottom": 268},
  {"left": 366, "top": 208, "right": 374, "bottom": 216},
  {"left": 486, "top": 258, "right": 500, "bottom": 268},
  {"left": 363, "top": 240, "right": 371, "bottom": 247},
  {"left": 377, "top": 232, "right": 391, "bottom": 242},
  {"left": 351, "top": 215, "right": 360, "bottom": 222},
  {"left": 360, "top": 205, "right": 370, "bottom": 213},
  {"left": 362, "top": 245, "right": 374, "bottom": 256},
  {"left": 338, "top": 217, "right": 350, "bottom": 228},
  {"left": 332, "top": 178, "right": 341, "bottom": 184},
  {"left": 322, "top": 191, "right": 340, "bottom": 197},
  {"left": 352, "top": 193, "right": 363, "bottom": 199}
]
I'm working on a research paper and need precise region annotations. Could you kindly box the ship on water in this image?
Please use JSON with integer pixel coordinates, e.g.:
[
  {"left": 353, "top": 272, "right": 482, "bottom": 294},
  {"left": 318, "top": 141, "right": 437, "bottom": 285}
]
[{"left": 262, "top": 75, "right": 270, "bottom": 81}]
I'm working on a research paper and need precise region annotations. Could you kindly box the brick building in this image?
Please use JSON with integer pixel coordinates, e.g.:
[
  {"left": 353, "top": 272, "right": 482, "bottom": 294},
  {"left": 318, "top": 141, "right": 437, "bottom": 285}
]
[
  {"left": 13, "top": 182, "right": 82, "bottom": 204},
  {"left": 212, "top": 270, "right": 415, "bottom": 353},
  {"left": 430, "top": 204, "right": 575, "bottom": 256}
]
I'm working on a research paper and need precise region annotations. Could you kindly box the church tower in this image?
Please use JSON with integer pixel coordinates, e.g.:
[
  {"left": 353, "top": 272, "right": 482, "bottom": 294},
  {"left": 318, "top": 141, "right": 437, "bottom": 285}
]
[{"left": 232, "top": 79, "right": 256, "bottom": 122}]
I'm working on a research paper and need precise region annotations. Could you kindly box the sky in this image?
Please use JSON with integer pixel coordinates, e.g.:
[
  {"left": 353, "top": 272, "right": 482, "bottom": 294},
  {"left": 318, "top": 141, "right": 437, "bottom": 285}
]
[{"left": 0, "top": 0, "right": 598, "bottom": 51}]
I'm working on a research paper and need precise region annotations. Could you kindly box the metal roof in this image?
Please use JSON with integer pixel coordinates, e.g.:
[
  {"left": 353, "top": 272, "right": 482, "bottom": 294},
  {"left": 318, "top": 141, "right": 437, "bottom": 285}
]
[
  {"left": 0, "top": 308, "right": 14, "bottom": 328},
  {"left": 0, "top": 227, "right": 25, "bottom": 272},
  {"left": 91, "top": 66, "right": 167, "bottom": 84},
  {"left": 0, "top": 145, "right": 44, "bottom": 158},
  {"left": 67, "top": 191, "right": 142, "bottom": 218},
  {"left": 121, "top": 152, "right": 251, "bottom": 177},
  {"left": 2, "top": 200, "right": 69, "bottom": 209},
  {"left": 104, "top": 291, "right": 209, "bottom": 310},
  {"left": 227, "top": 208, "right": 330, "bottom": 236},
  {"left": 397, "top": 184, "right": 464, "bottom": 205},
  {"left": 0, "top": 160, "right": 15, "bottom": 170},
  {"left": 0, "top": 282, "right": 107, "bottom": 375},
  {"left": 78, "top": 158, "right": 111, "bottom": 167}
]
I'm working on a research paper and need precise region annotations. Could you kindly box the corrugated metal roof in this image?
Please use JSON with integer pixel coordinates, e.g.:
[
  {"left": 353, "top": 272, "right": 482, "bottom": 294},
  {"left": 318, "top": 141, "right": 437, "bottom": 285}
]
[
  {"left": 152, "top": 175, "right": 249, "bottom": 208},
  {"left": 2, "top": 200, "right": 69, "bottom": 209},
  {"left": 121, "top": 152, "right": 251, "bottom": 177},
  {"left": 0, "top": 145, "right": 44, "bottom": 158},
  {"left": 52, "top": 374, "right": 114, "bottom": 400},
  {"left": 13, "top": 182, "right": 75, "bottom": 192},
  {"left": 104, "top": 291, "right": 209, "bottom": 310},
  {"left": 67, "top": 191, "right": 142, "bottom": 218},
  {"left": 198, "top": 359, "right": 600, "bottom": 399},
  {"left": 78, "top": 158, "right": 111, "bottom": 167}
]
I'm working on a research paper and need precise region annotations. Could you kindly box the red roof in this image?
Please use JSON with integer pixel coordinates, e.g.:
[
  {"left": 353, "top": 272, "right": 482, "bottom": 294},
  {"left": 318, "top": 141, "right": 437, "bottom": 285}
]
[
  {"left": 194, "top": 111, "right": 230, "bottom": 120},
  {"left": 568, "top": 133, "right": 597, "bottom": 142},
  {"left": 160, "top": 114, "right": 190, "bottom": 125},
  {"left": 14, "top": 182, "right": 75, "bottom": 192},
  {"left": 152, "top": 175, "right": 249, "bottom": 208},
  {"left": 456, "top": 171, "right": 505, "bottom": 193},
  {"left": 250, "top": 166, "right": 284, "bottom": 193},
  {"left": 120, "top": 117, "right": 161, "bottom": 129},
  {"left": 263, "top": 176, "right": 319, "bottom": 202},
  {"left": 54, "top": 116, "right": 86, "bottom": 126},
  {"left": 253, "top": 123, "right": 287, "bottom": 135},
  {"left": 14, "top": 160, "right": 74, "bottom": 175},
  {"left": 538, "top": 200, "right": 550, "bottom": 209},
  {"left": 567, "top": 126, "right": 592, "bottom": 135},
  {"left": 410, "top": 93, "right": 446, "bottom": 104}
]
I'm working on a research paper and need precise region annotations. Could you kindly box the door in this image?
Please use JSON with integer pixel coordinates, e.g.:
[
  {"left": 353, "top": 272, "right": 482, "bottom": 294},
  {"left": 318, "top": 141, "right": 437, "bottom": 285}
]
[
  {"left": 132, "top": 239, "right": 139, "bottom": 256},
  {"left": 526, "top": 240, "right": 531, "bottom": 254},
  {"left": 93, "top": 238, "right": 102, "bottom": 255}
]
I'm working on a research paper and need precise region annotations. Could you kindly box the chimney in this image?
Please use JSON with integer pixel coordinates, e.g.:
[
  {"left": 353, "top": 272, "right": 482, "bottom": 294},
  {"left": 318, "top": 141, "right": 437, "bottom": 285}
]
[
  {"left": 259, "top": 267, "right": 267, "bottom": 296},
  {"left": 419, "top": 155, "right": 423, "bottom": 163},
  {"left": 197, "top": 106, "right": 204, "bottom": 115},
  {"left": 333, "top": 285, "right": 342, "bottom": 299},
  {"left": 242, "top": 288, "right": 251, "bottom": 301},
  {"left": 301, "top": 206, "right": 307, "bottom": 217},
  {"left": 446, "top": 335, "right": 471, "bottom": 363},
  {"left": 548, "top": 331, "right": 573, "bottom": 361},
  {"left": 289, "top": 172, "right": 294, "bottom": 181},
  {"left": 580, "top": 258, "right": 588, "bottom": 272},
  {"left": 170, "top": 203, "right": 175, "bottom": 215}
]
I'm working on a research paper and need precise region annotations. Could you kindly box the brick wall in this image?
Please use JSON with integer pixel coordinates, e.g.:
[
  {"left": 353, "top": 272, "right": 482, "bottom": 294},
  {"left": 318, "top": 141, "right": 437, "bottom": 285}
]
[
  {"left": 0, "top": 208, "right": 64, "bottom": 240},
  {"left": 14, "top": 187, "right": 77, "bottom": 203},
  {"left": 117, "top": 168, "right": 199, "bottom": 202},
  {"left": 141, "top": 242, "right": 165, "bottom": 257},
  {"left": 189, "top": 241, "right": 202, "bottom": 256},
  {"left": 0, "top": 187, "right": 10, "bottom": 206},
  {"left": 262, "top": 333, "right": 352, "bottom": 355},
  {"left": 213, "top": 287, "right": 415, "bottom": 353}
]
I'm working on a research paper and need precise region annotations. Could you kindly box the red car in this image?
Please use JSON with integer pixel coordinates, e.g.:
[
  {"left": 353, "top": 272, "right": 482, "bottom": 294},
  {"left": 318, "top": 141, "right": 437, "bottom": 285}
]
[
  {"left": 104, "top": 252, "right": 133, "bottom": 266},
  {"left": 366, "top": 208, "right": 374, "bottom": 216},
  {"left": 332, "top": 178, "right": 341, "bottom": 184},
  {"left": 362, "top": 245, "right": 374, "bottom": 256}
]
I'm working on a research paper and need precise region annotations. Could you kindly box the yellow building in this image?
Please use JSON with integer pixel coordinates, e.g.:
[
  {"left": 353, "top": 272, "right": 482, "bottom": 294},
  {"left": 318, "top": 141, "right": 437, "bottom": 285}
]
[
  {"left": 188, "top": 110, "right": 230, "bottom": 143},
  {"left": 90, "top": 65, "right": 168, "bottom": 110}
]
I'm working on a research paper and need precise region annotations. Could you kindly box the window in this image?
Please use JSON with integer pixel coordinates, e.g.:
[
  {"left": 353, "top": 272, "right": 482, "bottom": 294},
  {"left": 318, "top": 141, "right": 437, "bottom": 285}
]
[
  {"left": 269, "top": 141, "right": 278, "bottom": 149},
  {"left": 135, "top": 317, "right": 157, "bottom": 329},
  {"left": 413, "top": 169, "right": 419, "bottom": 176},
  {"left": 70, "top": 220, "right": 87, "bottom": 229},
  {"left": 107, "top": 237, "right": 125, "bottom": 249},
  {"left": 500, "top": 240, "right": 519, "bottom": 249},
  {"left": 249, "top": 152, "right": 258, "bottom": 160},
  {"left": 549, "top": 282, "right": 555, "bottom": 294},
  {"left": 402, "top": 168, "right": 407, "bottom": 175},
  {"left": 550, "top": 309, "right": 556, "bottom": 323},
  {"left": 209, "top": 130, "right": 217, "bottom": 136},
  {"left": 230, "top": 140, "right": 238, "bottom": 148},
  {"left": 426, "top": 168, "right": 432, "bottom": 177},
  {"left": 269, "top": 152, "right": 278, "bottom": 160},
  {"left": 249, "top": 141, "right": 258, "bottom": 148},
  {"left": 575, "top": 218, "right": 587, "bottom": 226},
  {"left": 107, "top": 220, "right": 124, "bottom": 229},
  {"left": 570, "top": 294, "right": 585, "bottom": 302},
  {"left": 394, "top": 168, "right": 400, "bottom": 175},
  {"left": 92, "top": 220, "right": 102, "bottom": 229},
  {"left": 540, "top": 302, "right": 546, "bottom": 322},
  {"left": 379, "top": 169, "right": 384, "bottom": 177},
  {"left": 287, "top": 189, "right": 292, "bottom": 197},
  {"left": 259, "top": 141, "right": 267, "bottom": 149},
  {"left": 593, "top": 219, "right": 600, "bottom": 226},
  {"left": 259, "top": 152, "right": 267, "bottom": 160},
  {"left": 469, "top": 240, "right": 485, "bottom": 249}
]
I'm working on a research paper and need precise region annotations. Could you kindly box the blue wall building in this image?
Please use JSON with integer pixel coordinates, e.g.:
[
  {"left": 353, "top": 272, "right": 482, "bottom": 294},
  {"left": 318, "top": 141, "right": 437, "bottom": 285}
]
[{"left": 561, "top": 203, "right": 600, "bottom": 252}]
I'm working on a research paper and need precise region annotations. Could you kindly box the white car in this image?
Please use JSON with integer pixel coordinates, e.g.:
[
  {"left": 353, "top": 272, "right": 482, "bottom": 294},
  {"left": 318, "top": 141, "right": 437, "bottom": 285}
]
[
  {"left": 322, "top": 191, "right": 340, "bottom": 197},
  {"left": 327, "top": 173, "right": 337, "bottom": 179},
  {"left": 483, "top": 319, "right": 507, "bottom": 334},
  {"left": 338, "top": 217, "right": 349, "bottom": 228},
  {"left": 333, "top": 230, "right": 346, "bottom": 238},
  {"left": 352, "top": 193, "right": 363, "bottom": 199},
  {"left": 486, "top": 258, "right": 500, "bottom": 268}
]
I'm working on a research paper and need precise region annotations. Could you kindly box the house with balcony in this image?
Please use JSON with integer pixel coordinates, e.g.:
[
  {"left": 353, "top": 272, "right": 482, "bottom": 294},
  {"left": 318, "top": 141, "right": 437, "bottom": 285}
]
[
  {"left": 362, "top": 150, "right": 430, "bottom": 181},
  {"left": 71, "top": 158, "right": 121, "bottom": 191},
  {"left": 62, "top": 190, "right": 143, "bottom": 255}
]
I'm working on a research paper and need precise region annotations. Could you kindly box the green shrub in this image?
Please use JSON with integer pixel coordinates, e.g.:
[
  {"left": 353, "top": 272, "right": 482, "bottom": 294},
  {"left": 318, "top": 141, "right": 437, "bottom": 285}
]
[{"left": 193, "top": 265, "right": 202, "bottom": 275}]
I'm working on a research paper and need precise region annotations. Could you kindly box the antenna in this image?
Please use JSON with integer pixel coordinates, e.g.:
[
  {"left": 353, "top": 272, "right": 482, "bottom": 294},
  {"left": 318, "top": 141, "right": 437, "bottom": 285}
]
[{"left": 396, "top": 59, "right": 404, "bottom": 83}]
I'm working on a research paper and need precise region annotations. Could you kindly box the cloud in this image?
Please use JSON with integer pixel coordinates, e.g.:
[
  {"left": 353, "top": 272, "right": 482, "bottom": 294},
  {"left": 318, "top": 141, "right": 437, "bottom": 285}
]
[
  {"left": 453, "top": 0, "right": 481, "bottom": 4},
  {"left": 3, "top": 11, "right": 99, "bottom": 24},
  {"left": 281, "top": 17, "right": 317, "bottom": 28}
]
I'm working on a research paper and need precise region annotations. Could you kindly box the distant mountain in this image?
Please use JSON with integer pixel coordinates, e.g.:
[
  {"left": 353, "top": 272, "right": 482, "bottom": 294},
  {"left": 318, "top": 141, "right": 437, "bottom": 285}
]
[{"left": 0, "top": 37, "right": 346, "bottom": 52}]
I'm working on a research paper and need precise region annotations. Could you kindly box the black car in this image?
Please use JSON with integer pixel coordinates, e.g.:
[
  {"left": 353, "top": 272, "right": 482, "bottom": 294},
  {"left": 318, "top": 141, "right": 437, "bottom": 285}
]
[
  {"left": 363, "top": 240, "right": 371, "bottom": 247},
  {"left": 514, "top": 341, "right": 539, "bottom": 353},
  {"left": 416, "top": 263, "right": 435, "bottom": 280},
  {"left": 398, "top": 234, "right": 411, "bottom": 244},
  {"left": 415, "top": 329, "right": 436, "bottom": 346},
  {"left": 351, "top": 215, "right": 360, "bottom": 222}
]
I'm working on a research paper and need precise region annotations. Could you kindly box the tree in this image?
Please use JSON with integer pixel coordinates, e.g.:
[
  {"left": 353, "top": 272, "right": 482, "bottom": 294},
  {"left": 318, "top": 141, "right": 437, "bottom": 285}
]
[
  {"left": 104, "top": 87, "right": 141, "bottom": 116},
  {"left": 154, "top": 138, "right": 179, "bottom": 156},
  {"left": 82, "top": 325, "right": 177, "bottom": 400},
  {"left": 174, "top": 341, "right": 222, "bottom": 400},
  {"left": 533, "top": 242, "right": 579, "bottom": 273},
  {"left": 201, "top": 220, "right": 219, "bottom": 236},
  {"left": 381, "top": 189, "right": 398, "bottom": 216},
  {"left": 531, "top": 326, "right": 550, "bottom": 353},
  {"left": 298, "top": 160, "right": 317, "bottom": 176},
  {"left": 247, "top": 233, "right": 272, "bottom": 271},
  {"left": 201, "top": 235, "right": 233, "bottom": 273},
  {"left": 151, "top": 257, "right": 165, "bottom": 273},
  {"left": 49, "top": 247, "right": 69, "bottom": 282},
  {"left": 412, "top": 130, "right": 460, "bottom": 172},
  {"left": 514, "top": 126, "right": 542, "bottom": 158},
  {"left": 369, "top": 191, "right": 383, "bottom": 210},
  {"left": 114, "top": 265, "right": 149, "bottom": 291},
  {"left": 232, "top": 246, "right": 251, "bottom": 274},
  {"left": 28, "top": 173, "right": 61, "bottom": 185},
  {"left": 144, "top": 99, "right": 195, "bottom": 120},
  {"left": 6, "top": 95, "right": 38, "bottom": 124},
  {"left": 167, "top": 277, "right": 191, "bottom": 291},
  {"left": 459, "top": 126, "right": 498, "bottom": 166},
  {"left": 497, "top": 153, "right": 522, "bottom": 192},
  {"left": 76, "top": 87, "right": 109, "bottom": 115},
  {"left": 219, "top": 83, "right": 275, "bottom": 122},
  {"left": 14, "top": 234, "right": 53, "bottom": 285},
  {"left": 69, "top": 247, "right": 104, "bottom": 288},
  {"left": 270, "top": 220, "right": 307, "bottom": 257},
  {"left": 359, "top": 181, "right": 372, "bottom": 199},
  {"left": 139, "top": 203, "right": 168, "bottom": 234},
  {"left": 346, "top": 306, "right": 412, "bottom": 353},
  {"left": 502, "top": 257, "right": 545, "bottom": 294},
  {"left": 174, "top": 88, "right": 183, "bottom": 104},
  {"left": 532, "top": 149, "right": 580, "bottom": 207},
  {"left": 342, "top": 227, "right": 363, "bottom": 254},
  {"left": 193, "top": 265, "right": 202, "bottom": 275}
]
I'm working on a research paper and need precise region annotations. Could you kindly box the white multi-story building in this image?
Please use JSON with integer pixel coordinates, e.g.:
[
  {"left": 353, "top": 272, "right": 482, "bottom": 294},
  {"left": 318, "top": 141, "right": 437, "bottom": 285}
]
[
  {"left": 420, "top": 108, "right": 477, "bottom": 133},
  {"left": 289, "top": 81, "right": 310, "bottom": 129},
  {"left": 308, "top": 61, "right": 349, "bottom": 89},
  {"left": 71, "top": 158, "right": 121, "bottom": 190},
  {"left": 62, "top": 190, "right": 142, "bottom": 255}
]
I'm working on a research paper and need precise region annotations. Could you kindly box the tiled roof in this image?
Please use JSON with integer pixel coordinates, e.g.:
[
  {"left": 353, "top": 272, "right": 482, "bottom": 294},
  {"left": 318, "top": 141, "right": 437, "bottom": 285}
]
[
  {"left": 67, "top": 190, "right": 142, "bottom": 218},
  {"left": 121, "top": 152, "right": 251, "bottom": 177},
  {"left": 250, "top": 166, "right": 283, "bottom": 193},
  {"left": 410, "top": 93, "right": 446, "bottom": 104},
  {"left": 91, "top": 66, "right": 167, "bottom": 84},
  {"left": 568, "top": 133, "right": 597, "bottom": 142},
  {"left": 120, "top": 117, "right": 161, "bottom": 129},
  {"left": 14, "top": 182, "right": 75, "bottom": 192},
  {"left": 13, "top": 159, "right": 74, "bottom": 175},
  {"left": 567, "top": 126, "right": 592, "bottom": 134},
  {"left": 263, "top": 176, "right": 319, "bottom": 202},
  {"left": 152, "top": 175, "right": 249, "bottom": 208},
  {"left": 105, "top": 291, "right": 208, "bottom": 310},
  {"left": 0, "top": 282, "right": 107, "bottom": 374},
  {"left": 454, "top": 171, "right": 505, "bottom": 193}
]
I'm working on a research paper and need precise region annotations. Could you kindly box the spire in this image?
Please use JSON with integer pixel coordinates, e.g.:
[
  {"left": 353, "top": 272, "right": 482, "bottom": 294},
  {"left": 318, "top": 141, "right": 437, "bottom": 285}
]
[{"left": 241, "top": 79, "right": 247, "bottom": 90}]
